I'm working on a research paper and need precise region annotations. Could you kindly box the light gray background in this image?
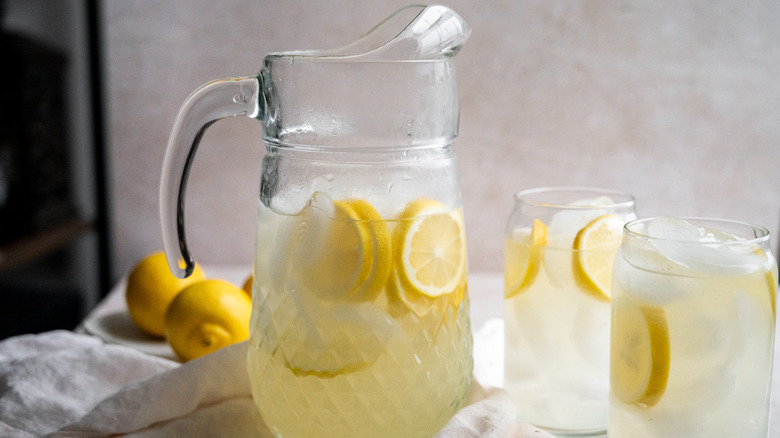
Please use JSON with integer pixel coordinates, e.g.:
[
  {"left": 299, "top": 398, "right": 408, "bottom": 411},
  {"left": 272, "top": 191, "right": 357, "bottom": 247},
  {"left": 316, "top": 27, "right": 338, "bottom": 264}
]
[{"left": 104, "top": 0, "right": 780, "bottom": 278}]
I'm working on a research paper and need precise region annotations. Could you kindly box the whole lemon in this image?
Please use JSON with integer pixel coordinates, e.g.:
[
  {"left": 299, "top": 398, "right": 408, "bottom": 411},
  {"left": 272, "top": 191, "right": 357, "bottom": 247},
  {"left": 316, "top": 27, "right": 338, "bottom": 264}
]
[
  {"left": 241, "top": 274, "right": 253, "bottom": 298},
  {"left": 164, "top": 279, "right": 251, "bottom": 362},
  {"left": 125, "top": 252, "right": 205, "bottom": 337}
]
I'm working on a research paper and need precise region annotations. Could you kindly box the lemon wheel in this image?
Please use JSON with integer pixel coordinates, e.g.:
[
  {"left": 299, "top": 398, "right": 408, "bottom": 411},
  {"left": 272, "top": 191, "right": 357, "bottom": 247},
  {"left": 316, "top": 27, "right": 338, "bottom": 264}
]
[
  {"left": 341, "top": 198, "right": 392, "bottom": 301},
  {"left": 394, "top": 199, "right": 466, "bottom": 299},
  {"left": 572, "top": 214, "right": 624, "bottom": 302},
  {"left": 505, "top": 219, "right": 547, "bottom": 298},
  {"left": 297, "top": 195, "right": 391, "bottom": 302},
  {"left": 611, "top": 300, "right": 670, "bottom": 407}
]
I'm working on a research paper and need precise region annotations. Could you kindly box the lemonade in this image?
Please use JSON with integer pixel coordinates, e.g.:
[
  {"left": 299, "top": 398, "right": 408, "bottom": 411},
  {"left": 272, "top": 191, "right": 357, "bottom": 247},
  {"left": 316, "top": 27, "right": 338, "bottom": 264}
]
[
  {"left": 247, "top": 192, "right": 473, "bottom": 438},
  {"left": 503, "top": 188, "right": 636, "bottom": 434},
  {"left": 609, "top": 217, "right": 777, "bottom": 437}
]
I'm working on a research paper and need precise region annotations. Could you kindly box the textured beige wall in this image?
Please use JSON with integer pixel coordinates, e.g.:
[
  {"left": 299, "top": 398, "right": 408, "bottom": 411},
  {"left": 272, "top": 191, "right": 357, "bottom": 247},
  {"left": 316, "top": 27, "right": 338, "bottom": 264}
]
[{"left": 104, "top": 0, "right": 780, "bottom": 279}]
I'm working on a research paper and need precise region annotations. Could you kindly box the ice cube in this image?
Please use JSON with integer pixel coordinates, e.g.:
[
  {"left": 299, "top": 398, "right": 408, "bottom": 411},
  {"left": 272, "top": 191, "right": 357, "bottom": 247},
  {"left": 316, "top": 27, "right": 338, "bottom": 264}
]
[
  {"left": 546, "top": 207, "right": 608, "bottom": 249},
  {"left": 614, "top": 251, "right": 702, "bottom": 305},
  {"left": 648, "top": 217, "right": 762, "bottom": 276},
  {"left": 574, "top": 195, "right": 616, "bottom": 207}
]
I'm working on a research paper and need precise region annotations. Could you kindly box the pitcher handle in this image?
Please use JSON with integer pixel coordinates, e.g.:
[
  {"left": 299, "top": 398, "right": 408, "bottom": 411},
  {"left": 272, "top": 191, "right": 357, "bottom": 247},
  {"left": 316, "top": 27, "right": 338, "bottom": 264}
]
[{"left": 159, "top": 76, "right": 261, "bottom": 278}]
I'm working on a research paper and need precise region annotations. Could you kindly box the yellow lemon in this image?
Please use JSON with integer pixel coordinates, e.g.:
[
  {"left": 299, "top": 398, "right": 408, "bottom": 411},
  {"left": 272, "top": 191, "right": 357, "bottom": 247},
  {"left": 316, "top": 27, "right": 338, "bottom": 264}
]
[
  {"left": 611, "top": 300, "right": 670, "bottom": 407},
  {"left": 242, "top": 275, "right": 253, "bottom": 298},
  {"left": 164, "top": 279, "right": 251, "bottom": 362},
  {"left": 298, "top": 196, "right": 391, "bottom": 302},
  {"left": 572, "top": 214, "right": 624, "bottom": 302},
  {"left": 505, "top": 219, "right": 547, "bottom": 298},
  {"left": 125, "top": 251, "right": 205, "bottom": 337},
  {"left": 394, "top": 199, "right": 466, "bottom": 299}
]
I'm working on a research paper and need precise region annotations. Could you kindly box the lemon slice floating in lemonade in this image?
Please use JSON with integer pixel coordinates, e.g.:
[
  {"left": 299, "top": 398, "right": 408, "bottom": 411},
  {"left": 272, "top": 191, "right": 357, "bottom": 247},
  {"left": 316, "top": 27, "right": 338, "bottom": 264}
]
[
  {"left": 505, "top": 219, "right": 547, "bottom": 298},
  {"left": 611, "top": 300, "right": 670, "bottom": 407},
  {"left": 394, "top": 199, "right": 466, "bottom": 299},
  {"left": 342, "top": 198, "right": 392, "bottom": 301},
  {"left": 573, "top": 214, "right": 624, "bottom": 302},
  {"left": 298, "top": 195, "right": 391, "bottom": 302}
]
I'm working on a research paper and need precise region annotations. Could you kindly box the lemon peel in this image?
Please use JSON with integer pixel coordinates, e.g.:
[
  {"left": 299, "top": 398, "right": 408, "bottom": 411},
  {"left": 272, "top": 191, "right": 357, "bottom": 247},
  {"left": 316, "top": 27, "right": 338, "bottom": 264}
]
[
  {"left": 611, "top": 301, "right": 670, "bottom": 408},
  {"left": 125, "top": 251, "right": 205, "bottom": 337},
  {"left": 298, "top": 197, "right": 391, "bottom": 302},
  {"left": 573, "top": 214, "right": 623, "bottom": 301},
  {"left": 164, "top": 279, "right": 251, "bottom": 362},
  {"left": 505, "top": 219, "right": 547, "bottom": 298}
]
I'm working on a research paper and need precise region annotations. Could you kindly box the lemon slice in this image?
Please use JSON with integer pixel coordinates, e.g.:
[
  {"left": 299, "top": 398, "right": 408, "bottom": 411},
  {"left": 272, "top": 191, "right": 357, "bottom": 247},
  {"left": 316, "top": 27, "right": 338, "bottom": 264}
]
[
  {"left": 505, "top": 219, "right": 547, "bottom": 298},
  {"left": 298, "top": 196, "right": 390, "bottom": 302},
  {"left": 394, "top": 199, "right": 467, "bottom": 298},
  {"left": 342, "top": 198, "right": 392, "bottom": 301},
  {"left": 769, "top": 270, "right": 777, "bottom": 321},
  {"left": 572, "top": 214, "right": 624, "bottom": 301},
  {"left": 279, "top": 301, "right": 389, "bottom": 378},
  {"left": 753, "top": 247, "right": 778, "bottom": 321},
  {"left": 611, "top": 301, "right": 670, "bottom": 408}
]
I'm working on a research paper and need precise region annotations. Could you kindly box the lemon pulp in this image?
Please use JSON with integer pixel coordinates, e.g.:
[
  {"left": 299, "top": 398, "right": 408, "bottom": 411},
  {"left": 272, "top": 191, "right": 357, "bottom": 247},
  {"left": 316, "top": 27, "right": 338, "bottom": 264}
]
[{"left": 394, "top": 198, "right": 467, "bottom": 299}]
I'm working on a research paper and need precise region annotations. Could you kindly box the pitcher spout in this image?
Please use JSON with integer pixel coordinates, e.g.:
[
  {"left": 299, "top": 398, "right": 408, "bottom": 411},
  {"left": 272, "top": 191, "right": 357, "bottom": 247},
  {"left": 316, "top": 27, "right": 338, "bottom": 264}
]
[{"left": 275, "top": 5, "right": 471, "bottom": 61}]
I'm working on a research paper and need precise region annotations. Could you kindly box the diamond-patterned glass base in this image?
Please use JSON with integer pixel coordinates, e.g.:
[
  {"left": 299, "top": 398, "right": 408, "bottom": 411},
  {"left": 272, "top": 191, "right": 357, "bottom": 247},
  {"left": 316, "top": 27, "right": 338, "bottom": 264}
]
[{"left": 248, "top": 291, "right": 473, "bottom": 437}]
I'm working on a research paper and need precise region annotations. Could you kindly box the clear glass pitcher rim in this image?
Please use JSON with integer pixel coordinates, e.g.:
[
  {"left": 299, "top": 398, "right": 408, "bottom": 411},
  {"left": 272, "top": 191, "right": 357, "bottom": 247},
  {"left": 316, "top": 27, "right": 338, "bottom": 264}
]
[
  {"left": 262, "top": 4, "right": 469, "bottom": 62},
  {"left": 263, "top": 53, "right": 456, "bottom": 63}
]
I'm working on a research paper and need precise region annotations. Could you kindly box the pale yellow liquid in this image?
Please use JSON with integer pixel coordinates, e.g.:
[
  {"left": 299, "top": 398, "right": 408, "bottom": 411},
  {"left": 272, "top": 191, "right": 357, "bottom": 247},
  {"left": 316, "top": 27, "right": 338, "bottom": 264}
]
[
  {"left": 248, "top": 200, "right": 472, "bottom": 438},
  {"left": 504, "top": 236, "right": 614, "bottom": 432},
  {"left": 609, "top": 249, "right": 777, "bottom": 437}
]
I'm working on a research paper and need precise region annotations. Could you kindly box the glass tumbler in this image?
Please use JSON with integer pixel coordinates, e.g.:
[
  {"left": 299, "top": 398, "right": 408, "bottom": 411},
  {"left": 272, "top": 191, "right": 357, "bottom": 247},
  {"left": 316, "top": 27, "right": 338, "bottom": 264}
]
[
  {"left": 504, "top": 187, "right": 637, "bottom": 435},
  {"left": 609, "top": 217, "right": 777, "bottom": 437}
]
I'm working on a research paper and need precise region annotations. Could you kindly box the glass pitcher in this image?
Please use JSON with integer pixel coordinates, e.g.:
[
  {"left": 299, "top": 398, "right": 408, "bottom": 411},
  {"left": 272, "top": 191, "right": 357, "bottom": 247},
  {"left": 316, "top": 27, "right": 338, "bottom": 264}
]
[{"left": 159, "top": 5, "right": 473, "bottom": 437}]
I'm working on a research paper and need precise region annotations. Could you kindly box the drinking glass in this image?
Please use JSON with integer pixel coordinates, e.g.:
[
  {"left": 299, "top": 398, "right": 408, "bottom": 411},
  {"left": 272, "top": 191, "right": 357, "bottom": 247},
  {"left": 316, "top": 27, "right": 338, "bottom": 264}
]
[
  {"left": 504, "top": 187, "right": 637, "bottom": 435},
  {"left": 609, "top": 217, "right": 777, "bottom": 437}
]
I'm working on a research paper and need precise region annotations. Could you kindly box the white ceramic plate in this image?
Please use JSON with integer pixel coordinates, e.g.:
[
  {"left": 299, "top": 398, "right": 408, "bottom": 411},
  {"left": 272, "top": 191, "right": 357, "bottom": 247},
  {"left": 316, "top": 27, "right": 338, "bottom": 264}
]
[
  {"left": 80, "top": 265, "right": 253, "bottom": 362},
  {"left": 82, "top": 309, "right": 180, "bottom": 361}
]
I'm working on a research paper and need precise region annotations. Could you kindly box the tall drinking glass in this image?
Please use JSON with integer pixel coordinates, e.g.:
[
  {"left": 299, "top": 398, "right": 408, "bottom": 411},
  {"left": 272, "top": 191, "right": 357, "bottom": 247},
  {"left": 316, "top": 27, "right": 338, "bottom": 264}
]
[
  {"left": 609, "top": 217, "right": 777, "bottom": 437},
  {"left": 504, "top": 187, "right": 637, "bottom": 435}
]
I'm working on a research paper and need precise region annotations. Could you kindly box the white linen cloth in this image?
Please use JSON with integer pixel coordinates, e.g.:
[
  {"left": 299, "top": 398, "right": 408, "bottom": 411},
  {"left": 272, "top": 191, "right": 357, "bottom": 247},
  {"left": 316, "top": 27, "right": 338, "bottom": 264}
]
[{"left": 0, "top": 329, "right": 552, "bottom": 438}]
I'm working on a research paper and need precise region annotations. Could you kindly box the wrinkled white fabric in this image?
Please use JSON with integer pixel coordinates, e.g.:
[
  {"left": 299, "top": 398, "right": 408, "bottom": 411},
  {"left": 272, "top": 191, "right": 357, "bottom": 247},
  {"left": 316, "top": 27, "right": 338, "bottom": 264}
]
[{"left": 0, "top": 330, "right": 552, "bottom": 437}]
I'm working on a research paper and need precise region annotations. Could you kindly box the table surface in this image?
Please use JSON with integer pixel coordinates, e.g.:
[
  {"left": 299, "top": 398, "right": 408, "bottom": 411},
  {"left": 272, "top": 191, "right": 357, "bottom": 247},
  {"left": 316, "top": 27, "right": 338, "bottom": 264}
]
[{"left": 81, "top": 267, "right": 780, "bottom": 437}]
